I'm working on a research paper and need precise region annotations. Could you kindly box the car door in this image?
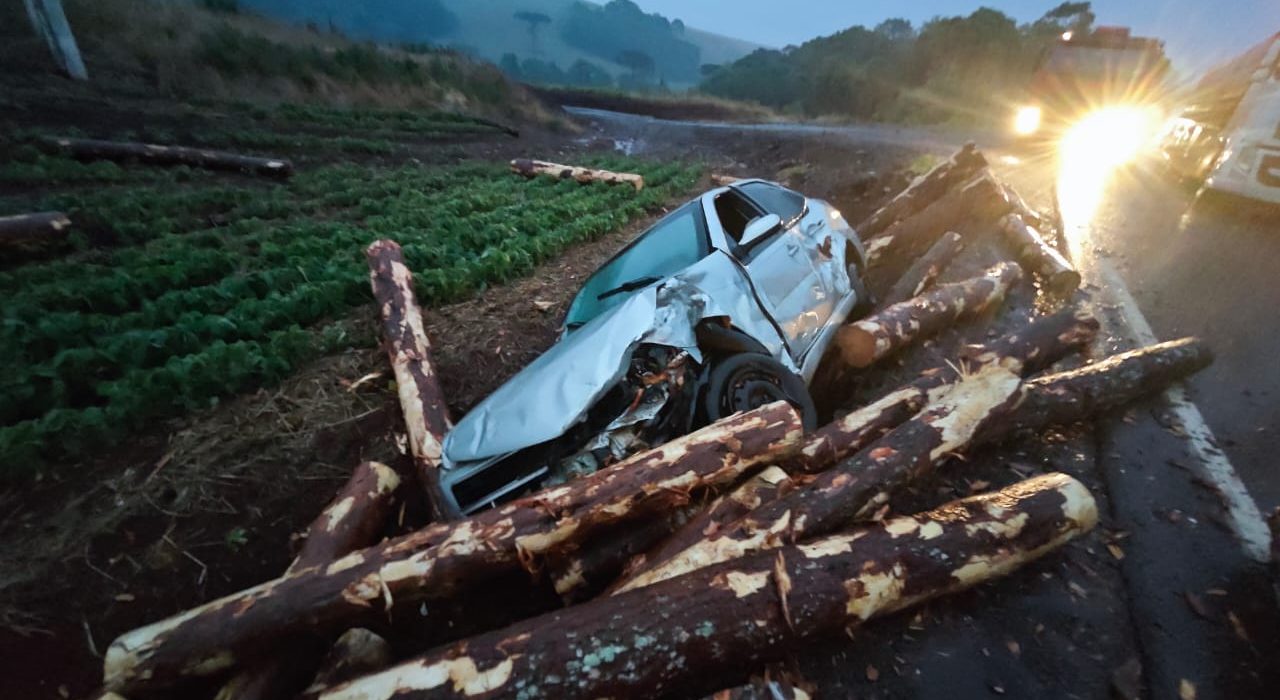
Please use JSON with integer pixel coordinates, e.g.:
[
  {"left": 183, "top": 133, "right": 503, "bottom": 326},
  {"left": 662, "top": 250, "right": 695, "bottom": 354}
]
[{"left": 708, "top": 185, "right": 830, "bottom": 356}]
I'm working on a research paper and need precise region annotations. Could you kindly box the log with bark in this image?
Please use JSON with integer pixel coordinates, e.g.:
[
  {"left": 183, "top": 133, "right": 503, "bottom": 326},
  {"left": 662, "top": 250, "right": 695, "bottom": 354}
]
[
  {"left": 315, "top": 473, "right": 1098, "bottom": 700},
  {"left": 616, "top": 335, "right": 1210, "bottom": 592},
  {"left": 863, "top": 173, "right": 1013, "bottom": 293},
  {"left": 999, "top": 213, "right": 1082, "bottom": 296},
  {"left": 856, "top": 143, "right": 989, "bottom": 238},
  {"left": 213, "top": 461, "right": 401, "bottom": 700},
  {"left": 0, "top": 211, "right": 71, "bottom": 246},
  {"left": 101, "top": 403, "right": 803, "bottom": 694},
  {"left": 510, "top": 159, "right": 644, "bottom": 190},
  {"left": 837, "top": 261, "right": 1023, "bottom": 369},
  {"left": 41, "top": 137, "right": 293, "bottom": 178},
  {"left": 610, "top": 309, "right": 1097, "bottom": 591},
  {"left": 366, "top": 239, "right": 454, "bottom": 520},
  {"left": 305, "top": 629, "right": 393, "bottom": 694},
  {"left": 878, "top": 230, "right": 964, "bottom": 309}
]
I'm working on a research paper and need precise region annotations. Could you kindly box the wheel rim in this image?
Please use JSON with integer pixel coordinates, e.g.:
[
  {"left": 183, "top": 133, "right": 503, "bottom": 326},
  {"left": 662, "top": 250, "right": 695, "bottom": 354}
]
[{"left": 724, "top": 369, "right": 788, "bottom": 413}]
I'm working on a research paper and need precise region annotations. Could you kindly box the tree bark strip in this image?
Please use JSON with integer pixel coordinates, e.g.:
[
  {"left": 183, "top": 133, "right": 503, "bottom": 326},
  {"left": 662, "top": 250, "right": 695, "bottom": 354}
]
[
  {"left": 547, "top": 506, "right": 698, "bottom": 602},
  {"left": 102, "top": 403, "right": 803, "bottom": 694},
  {"left": 306, "top": 629, "right": 393, "bottom": 694},
  {"left": 837, "top": 262, "right": 1023, "bottom": 369},
  {"left": 510, "top": 159, "right": 644, "bottom": 191},
  {"left": 999, "top": 213, "right": 1081, "bottom": 296},
  {"left": 617, "top": 335, "right": 1207, "bottom": 593},
  {"left": 41, "top": 137, "right": 292, "bottom": 178},
  {"left": 316, "top": 473, "right": 1097, "bottom": 700},
  {"left": 878, "top": 231, "right": 964, "bottom": 309},
  {"left": 856, "top": 143, "right": 989, "bottom": 238},
  {"left": 214, "top": 462, "right": 401, "bottom": 700},
  {"left": 366, "top": 239, "right": 454, "bottom": 520},
  {"left": 616, "top": 362, "right": 1026, "bottom": 593},
  {"left": 0, "top": 211, "right": 71, "bottom": 246}
]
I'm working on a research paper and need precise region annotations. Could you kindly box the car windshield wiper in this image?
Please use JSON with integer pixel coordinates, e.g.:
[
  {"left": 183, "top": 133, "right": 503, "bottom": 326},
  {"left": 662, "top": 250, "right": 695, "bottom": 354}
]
[{"left": 596, "top": 275, "right": 661, "bottom": 301}]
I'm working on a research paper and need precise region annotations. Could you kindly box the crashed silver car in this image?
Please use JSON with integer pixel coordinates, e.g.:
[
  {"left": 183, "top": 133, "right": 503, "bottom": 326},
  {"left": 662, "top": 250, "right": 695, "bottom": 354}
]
[{"left": 437, "top": 179, "right": 870, "bottom": 517}]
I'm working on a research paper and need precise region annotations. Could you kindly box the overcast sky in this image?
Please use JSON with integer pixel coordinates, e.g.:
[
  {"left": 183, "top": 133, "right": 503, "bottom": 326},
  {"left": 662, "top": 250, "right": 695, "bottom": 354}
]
[{"left": 626, "top": 0, "right": 1280, "bottom": 75}]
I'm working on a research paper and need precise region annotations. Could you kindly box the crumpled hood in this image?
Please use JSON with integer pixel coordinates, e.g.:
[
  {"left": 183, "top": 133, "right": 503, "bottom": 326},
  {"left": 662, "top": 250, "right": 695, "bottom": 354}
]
[{"left": 442, "top": 251, "right": 790, "bottom": 465}]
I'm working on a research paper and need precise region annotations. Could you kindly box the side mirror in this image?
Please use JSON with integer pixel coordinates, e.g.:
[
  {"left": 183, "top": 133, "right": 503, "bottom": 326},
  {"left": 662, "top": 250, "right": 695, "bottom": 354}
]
[{"left": 739, "top": 213, "right": 781, "bottom": 248}]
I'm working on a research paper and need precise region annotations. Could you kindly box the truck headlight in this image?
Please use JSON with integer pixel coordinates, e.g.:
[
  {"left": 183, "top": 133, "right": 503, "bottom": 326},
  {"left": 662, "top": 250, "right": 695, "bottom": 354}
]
[{"left": 1014, "top": 106, "right": 1042, "bottom": 135}]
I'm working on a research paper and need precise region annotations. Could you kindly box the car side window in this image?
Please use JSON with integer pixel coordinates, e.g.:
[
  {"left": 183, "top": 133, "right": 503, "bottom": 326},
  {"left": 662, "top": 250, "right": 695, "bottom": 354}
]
[
  {"left": 739, "top": 182, "right": 806, "bottom": 227},
  {"left": 564, "top": 202, "right": 708, "bottom": 328},
  {"left": 713, "top": 189, "right": 764, "bottom": 243}
]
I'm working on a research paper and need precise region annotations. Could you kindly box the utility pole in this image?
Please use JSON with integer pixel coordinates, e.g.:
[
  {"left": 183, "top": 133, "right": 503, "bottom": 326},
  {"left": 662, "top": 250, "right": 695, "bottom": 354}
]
[{"left": 23, "top": 0, "right": 89, "bottom": 81}]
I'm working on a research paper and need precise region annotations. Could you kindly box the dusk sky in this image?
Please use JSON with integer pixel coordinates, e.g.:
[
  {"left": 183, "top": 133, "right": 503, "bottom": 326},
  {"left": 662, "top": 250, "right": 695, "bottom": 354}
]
[{"left": 625, "top": 0, "right": 1280, "bottom": 75}]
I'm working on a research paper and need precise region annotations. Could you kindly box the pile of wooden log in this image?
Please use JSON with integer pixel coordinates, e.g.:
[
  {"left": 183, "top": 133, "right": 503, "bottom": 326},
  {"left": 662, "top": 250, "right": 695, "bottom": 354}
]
[{"left": 97, "top": 145, "right": 1215, "bottom": 700}]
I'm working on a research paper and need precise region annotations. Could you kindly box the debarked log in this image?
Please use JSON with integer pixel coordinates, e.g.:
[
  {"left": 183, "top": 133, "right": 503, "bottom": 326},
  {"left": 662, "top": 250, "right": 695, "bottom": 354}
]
[
  {"left": 878, "top": 230, "right": 964, "bottom": 309},
  {"left": 856, "top": 142, "right": 990, "bottom": 238},
  {"left": 618, "top": 335, "right": 1208, "bottom": 592},
  {"left": 315, "top": 473, "right": 1097, "bottom": 700},
  {"left": 101, "top": 402, "right": 804, "bottom": 694},
  {"left": 214, "top": 462, "right": 401, "bottom": 700},
  {"left": 366, "top": 239, "right": 454, "bottom": 520},
  {"left": 42, "top": 137, "right": 293, "bottom": 178},
  {"left": 837, "top": 261, "right": 1022, "bottom": 369},
  {"left": 0, "top": 211, "right": 72, "bottom": 246},
  {"left": 510, "top": 159, "right": 644, "bottom": 191},
  {"left": 999, "top": 213, "right": 1081, "bottom": 296}
]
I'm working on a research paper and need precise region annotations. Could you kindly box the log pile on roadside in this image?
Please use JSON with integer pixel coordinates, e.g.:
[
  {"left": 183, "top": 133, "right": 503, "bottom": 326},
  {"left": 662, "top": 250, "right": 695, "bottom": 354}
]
[{"left": 98, "top": 144, "right": 1214, "bottom": 699}]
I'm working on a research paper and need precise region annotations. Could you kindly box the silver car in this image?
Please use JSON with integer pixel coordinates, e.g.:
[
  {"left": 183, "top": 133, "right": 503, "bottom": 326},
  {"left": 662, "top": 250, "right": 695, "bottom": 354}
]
[{"left": 436, "top": 179, "right": 870, "bottom": 517}]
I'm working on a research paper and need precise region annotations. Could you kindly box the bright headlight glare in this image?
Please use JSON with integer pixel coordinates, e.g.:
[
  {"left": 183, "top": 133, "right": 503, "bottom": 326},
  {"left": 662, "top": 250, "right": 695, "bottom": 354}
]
[
  {"left": 1060, "top": 106, "right": 1158, "bottom": 167},
  {"left": 1014, "top": 106, "right": 1042, "bottom": 135}
]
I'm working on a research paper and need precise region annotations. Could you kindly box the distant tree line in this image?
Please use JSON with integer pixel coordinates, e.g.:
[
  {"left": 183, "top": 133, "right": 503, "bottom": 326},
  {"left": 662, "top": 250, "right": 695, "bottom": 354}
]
[
  {"left": 701, "top": 3, "right": 1098, "bottom": 123},
  {"left": 234, "top": 0, "right": 459, "bottom": 43}
]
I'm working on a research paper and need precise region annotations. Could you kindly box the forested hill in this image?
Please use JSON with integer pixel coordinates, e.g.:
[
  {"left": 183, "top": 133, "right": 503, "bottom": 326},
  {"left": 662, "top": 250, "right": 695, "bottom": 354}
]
[
  {"left": 701, "top": 2, "right": 1100, "bottom": 124},
  {"left": 232, "top": 0, "right": 761, "bottom": 89}
]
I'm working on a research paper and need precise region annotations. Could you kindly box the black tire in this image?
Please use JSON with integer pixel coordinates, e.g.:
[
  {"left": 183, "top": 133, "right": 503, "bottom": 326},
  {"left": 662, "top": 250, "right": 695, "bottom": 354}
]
[{"left": 701, "top": 353, "right": 817, "bottom": 430}]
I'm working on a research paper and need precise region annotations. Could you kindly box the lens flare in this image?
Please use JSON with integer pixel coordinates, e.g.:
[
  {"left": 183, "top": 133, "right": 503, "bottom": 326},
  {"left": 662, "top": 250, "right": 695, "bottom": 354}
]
[
  {"left": 1013, "top": 105, "right": 1042, "bottom": 135},
  {"left": 1055, "top": 106, "right": 1160, "bottom": 259}
]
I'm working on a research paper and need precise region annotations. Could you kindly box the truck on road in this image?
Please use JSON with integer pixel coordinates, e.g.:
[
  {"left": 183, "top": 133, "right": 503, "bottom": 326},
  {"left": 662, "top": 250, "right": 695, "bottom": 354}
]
[{"left": 1158, "top": 32, "right": 1280, "bottom": 205}]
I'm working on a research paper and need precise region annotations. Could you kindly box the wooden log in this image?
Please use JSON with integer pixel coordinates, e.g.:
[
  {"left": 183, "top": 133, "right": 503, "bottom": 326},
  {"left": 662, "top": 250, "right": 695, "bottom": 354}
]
[
  {"left": 0, "top": 211, "right": 71, "bottom": 246},
  {"left": 315, "top": 473, "right": 1097, "bottom": 700},
  {"left": 616, "top": 361, "right": 1026, "bottom": 593},
  {"left": 837, "top": 261, "right": 1023, "bottom": 369},
  {"left": 214, "top": 462, "right": 401, "bottom": 700},
  {"left": 999, "top": 213, "right": 1082, "bottom": 296},
  {"left": 614, "top": 309, "right": 1099, "bottom": 590},
  {"left": 878, "top": 230, "right": 964, "bottom": 308},
  {"left": 510, "top": 158, "right": 644, "bottom": 191},
  {"left": 366, "top": 239, "right": 454, "bottom": 520},
  {"left": 305, "top": 629, "right": 393, "bottom": 694},
  {"left": 101, "top": 403, "right": 803, "bottom": 694},
  {"left": 980, "top": 337, "right": 1213, "bottom": 442},
  {"left": 863, "top": 173, "right": 1011, "bottom": 276},
  {"left": 42, "top": 137, "right": 293, "bottom": 178},
  {"left": 605, "top": 467, "right": 796, "bottom": 597},
  {"left": 856, "top": 143, "right": 989, "bottom": 238},
  {"left": 710, "top": 174, "right": 740, "bottom": 187},
  {"left": 617, "top": 335, "right": 1208, "bottom": 592},
  {"left": 548, "top": 506, "right": 698, "bottom": 602}
]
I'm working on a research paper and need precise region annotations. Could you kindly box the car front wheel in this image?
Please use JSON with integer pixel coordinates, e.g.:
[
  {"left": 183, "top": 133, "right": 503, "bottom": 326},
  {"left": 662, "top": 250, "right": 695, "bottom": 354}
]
[{"left": 701, "top": 353, "right": 817, "bottom": 430}]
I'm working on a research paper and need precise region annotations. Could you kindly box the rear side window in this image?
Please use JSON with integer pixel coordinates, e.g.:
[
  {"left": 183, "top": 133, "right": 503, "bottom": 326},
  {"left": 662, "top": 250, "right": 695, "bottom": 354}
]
[{"left": 739, "top": 182, "right": 806, "bottom": 226}]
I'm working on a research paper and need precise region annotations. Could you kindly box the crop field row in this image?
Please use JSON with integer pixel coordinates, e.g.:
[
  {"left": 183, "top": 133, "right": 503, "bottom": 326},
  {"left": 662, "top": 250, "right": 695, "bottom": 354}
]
[{"left": 0, "top": 155, "right": 700, "bottom": 475}]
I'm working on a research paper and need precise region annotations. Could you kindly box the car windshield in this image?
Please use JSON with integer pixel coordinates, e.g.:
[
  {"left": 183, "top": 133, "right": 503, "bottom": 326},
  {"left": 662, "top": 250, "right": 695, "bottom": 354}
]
[{"left": 564, "top": 201, "right": 709, "bottom": 329}]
